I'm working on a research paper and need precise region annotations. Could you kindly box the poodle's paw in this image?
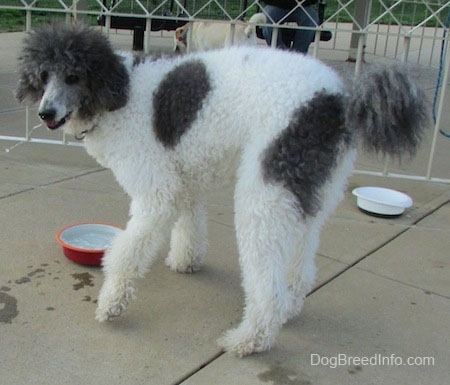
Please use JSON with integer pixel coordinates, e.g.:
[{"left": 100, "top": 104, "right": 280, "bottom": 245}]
[
  {"left": 165, "top": 252, "right": 203, "bottom": 274},
  {"left": 217, "top": 322, "right": 277, "bottom": 357},
  {"left": 285, "top": 300, "right": 305, "bottom": 322},
  {"left": 95, "top": 303, "right": 127, "bottom": 322},
  {"left": 95, "top": 280, "right": 135, "bottom": 322},
  {"left": 286, "top": 290, "right": 306, "bottom": 321}
]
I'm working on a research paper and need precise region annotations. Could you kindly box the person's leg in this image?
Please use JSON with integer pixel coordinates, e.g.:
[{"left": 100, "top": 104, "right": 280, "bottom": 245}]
[
  {"left": 290, "top": 6, "right": 319, "bottom": 53},
  {"left": 262, "top": 5, "right": 290, "bottom": 49}
]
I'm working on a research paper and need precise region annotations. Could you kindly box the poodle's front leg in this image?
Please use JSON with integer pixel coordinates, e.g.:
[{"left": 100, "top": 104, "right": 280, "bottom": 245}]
[
  {"left": 95, "top": 212, "right": 172, "bottom": 322},
  {"left": 165, "top": 197, "right": 208, "bottom": 273}
]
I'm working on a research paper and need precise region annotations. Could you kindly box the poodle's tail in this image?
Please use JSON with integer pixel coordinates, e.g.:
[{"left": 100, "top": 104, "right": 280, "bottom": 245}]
[
  {"left": 245, "top": 13, "right": 266, "bottom": 38},
  {"left": 345, "top": 65, "right": 431, "bottom": 158}
]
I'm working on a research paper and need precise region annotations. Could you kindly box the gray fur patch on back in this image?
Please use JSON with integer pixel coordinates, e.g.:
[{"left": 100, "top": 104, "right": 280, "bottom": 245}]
[
  {"left": 262, "top": 91, "right": 352, "bottom": 217},
  {"left": 153, "top": 60, "right": 211, "bottom": 147}
]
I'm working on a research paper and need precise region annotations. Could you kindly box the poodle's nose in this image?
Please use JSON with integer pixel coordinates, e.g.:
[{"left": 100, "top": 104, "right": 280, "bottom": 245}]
[{"left": 39, "top": 109, "right": 56, "bottom": 121}]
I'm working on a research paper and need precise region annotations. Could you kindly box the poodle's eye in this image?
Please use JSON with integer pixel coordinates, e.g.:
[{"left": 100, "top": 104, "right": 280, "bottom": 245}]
[
  {"left": 40, "top": 71, "right": 48, "bottom": 83},
  {"left": 65, "top": 74, "right": 80, "bottom": 85}
]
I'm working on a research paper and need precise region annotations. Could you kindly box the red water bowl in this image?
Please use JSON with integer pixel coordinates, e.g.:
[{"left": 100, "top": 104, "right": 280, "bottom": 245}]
[{"left": 56, "top": 223, "right": 122, "bottom": 266}]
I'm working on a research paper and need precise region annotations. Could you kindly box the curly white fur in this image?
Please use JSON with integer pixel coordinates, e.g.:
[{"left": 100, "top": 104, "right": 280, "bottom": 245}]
[{"left": 17, "top": 23, "right": 429, "bottom": 357}]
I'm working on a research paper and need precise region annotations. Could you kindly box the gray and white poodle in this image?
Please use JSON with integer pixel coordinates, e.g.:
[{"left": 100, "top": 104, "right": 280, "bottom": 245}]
[{"left": 16, "top": 22, "right": 429, "bottom": 356}]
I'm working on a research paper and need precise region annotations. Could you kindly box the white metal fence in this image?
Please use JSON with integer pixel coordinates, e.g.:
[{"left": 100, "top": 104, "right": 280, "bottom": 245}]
[{"left": 0, "top": 0, "right": 449, "bottom": 182}]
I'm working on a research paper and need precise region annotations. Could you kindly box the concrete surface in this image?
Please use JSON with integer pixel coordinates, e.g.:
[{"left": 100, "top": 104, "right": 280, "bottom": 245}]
[{"left": 0, "top": 29, "right": 449, "bottom": 385}]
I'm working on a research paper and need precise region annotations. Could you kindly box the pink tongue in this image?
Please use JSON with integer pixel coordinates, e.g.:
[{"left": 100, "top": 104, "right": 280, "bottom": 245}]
[{"left": 47, "top": 121, "right": 58, "bottom": 129}]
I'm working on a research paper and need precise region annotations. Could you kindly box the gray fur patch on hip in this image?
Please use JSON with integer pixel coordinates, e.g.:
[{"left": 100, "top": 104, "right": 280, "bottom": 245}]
[
  {"left": 153, "top": 60, "right": 211, "bottom": 148},
  {"left": 261, "top": 91, "right": 352, "bottom": 217}
]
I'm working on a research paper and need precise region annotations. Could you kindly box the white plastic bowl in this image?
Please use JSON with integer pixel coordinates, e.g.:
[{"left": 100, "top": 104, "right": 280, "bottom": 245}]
[
  {"left": 352, "top": 187, "right": 413, "bottom": 217},
  {"left": 56, "top": 223, "right": 122, "bottom": 265}
]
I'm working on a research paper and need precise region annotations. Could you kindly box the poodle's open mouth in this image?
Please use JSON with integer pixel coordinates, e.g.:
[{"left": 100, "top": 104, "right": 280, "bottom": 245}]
[{"left": 45, "top": 112, "right": 72, "bottom": 130}]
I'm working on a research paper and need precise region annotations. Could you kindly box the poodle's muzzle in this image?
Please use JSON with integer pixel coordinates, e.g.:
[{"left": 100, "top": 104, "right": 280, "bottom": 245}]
[
  {"left": 39, "top": 109, "right": 72, "bottom": 130},
  {"left": 37, "top": 75, "right": 76, "bottom": 130}
]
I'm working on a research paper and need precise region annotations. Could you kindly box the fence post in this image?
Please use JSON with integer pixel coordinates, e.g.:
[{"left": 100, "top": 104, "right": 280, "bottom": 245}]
[
  {"left": 401, "top": 34, "right": 411, "bottom": 62},
  {"left": 105, "top": 13, "right": 111, "bottom": 35},
  {"left": 312, "top": 30, "right": 321, "bottom": 57},
  {"left": 354, "top": 32, "right": 365, "bottom": 76},
  {"left": 348, "top": 0, "right": 372, "bottom": 62},
  {"left": 230, "top": 23, "right": 236, "bottom": 45},
  {"left": 145, "top": 18, "right": 152, "bottom": 54},
  {"left": 426, "top": 34, "right": 450, "bottom": 180},
  {"left": 186, "top": 20, "right": 194, "bottom": 53},
  {"left": 271, "top": 27, "right": 279, "bottom": 48},
  {"left": 73, "top": 0, "right": 88, "bottom": 22},
  {"left": 26, "top": 8, "right": 32, "bottom": 31}
]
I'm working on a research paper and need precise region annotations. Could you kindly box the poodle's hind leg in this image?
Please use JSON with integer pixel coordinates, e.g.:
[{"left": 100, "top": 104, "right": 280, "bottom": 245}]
[
  {"left": 95, "top": 210, "right": 174, "bottom": 322},
  {"left": 218, "top": 179, "right": 303, "bottom": 357},
  {"left": 165, "top": 196, "right": 208, "bottom": 273},
  {"left": 286, "top": 224, "right": 320, "bottom": 320},
  {"left": 287, "top": 150, "right": 357, "bottom": 320}
]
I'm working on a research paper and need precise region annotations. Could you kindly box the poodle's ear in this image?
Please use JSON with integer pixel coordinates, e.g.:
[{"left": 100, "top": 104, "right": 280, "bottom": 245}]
[
  {"left": 75, "top": 26, "right": 130, "bottom": 117},
  {"left": 15, "top": 35, "right": 44, "bottom": 103},
  {"left": 15, "top": 73, "right": 42, "bottom": 103},
  {"left": 93, "top": 53, "right": 130, "bottom": 112}
]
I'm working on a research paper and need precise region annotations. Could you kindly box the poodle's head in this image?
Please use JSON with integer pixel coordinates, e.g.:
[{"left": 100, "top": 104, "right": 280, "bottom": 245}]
[{"left": 16, "top": 22, "right": 129, "bottom": 131}]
